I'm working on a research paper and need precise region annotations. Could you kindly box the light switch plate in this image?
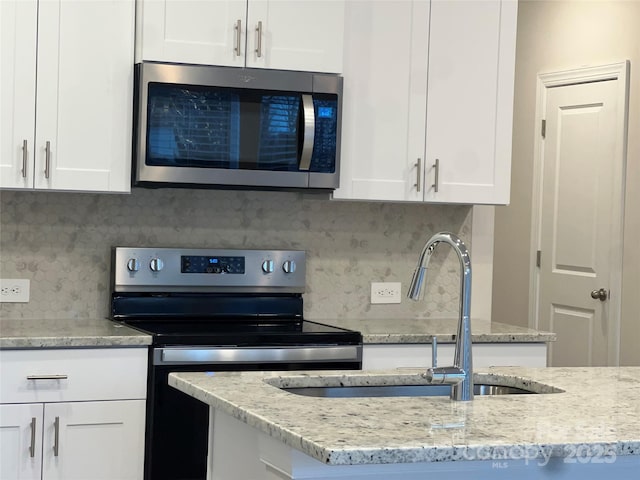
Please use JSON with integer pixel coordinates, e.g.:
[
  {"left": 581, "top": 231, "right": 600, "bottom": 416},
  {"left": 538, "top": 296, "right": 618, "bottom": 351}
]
[{"left": 0, "top": 279, "right": 30, "bottom": 302}]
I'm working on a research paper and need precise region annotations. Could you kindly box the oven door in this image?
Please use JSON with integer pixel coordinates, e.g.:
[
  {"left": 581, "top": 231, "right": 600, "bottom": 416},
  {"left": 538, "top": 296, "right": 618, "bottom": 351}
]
[
  {"left": 145, "top": 347, "right": 361, "bottom": 480},
  {"left": 134, "top": 62, "right": 341, "bottom": 190}
]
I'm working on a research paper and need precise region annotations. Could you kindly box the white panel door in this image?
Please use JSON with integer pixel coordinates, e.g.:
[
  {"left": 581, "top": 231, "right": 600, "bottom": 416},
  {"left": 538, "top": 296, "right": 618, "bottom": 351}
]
[
  {"left": 246, "top": 0, "right": 344, "bottom": 73},
  {"left": 0, "top": 403, "right": 43, "bottom": 480},
  {"left": 0, "top": 0, "right": 37, "bottom": 189},
  {"left": 538, "top": 79, "right": 620, "bottom": 367},
  {"left": 138, "top": 0, "right": 247, "bottom": 67},
  {"left": 333, "top": 0, "right": 429, "bottom": 201},
  {"left": 41, "top": 400, "right": 145, "bottom": 480},
  {"left": 423, "top": 0, "right": 516, "bottom": 205},
  {"left": 34, "top": 0, "right": 134, "bottom": 192}
]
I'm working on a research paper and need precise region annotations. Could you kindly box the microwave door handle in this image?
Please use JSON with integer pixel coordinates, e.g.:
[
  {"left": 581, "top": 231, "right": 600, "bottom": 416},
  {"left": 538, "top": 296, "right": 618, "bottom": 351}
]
[{"left": 299, "top": 94, "right": 315, "bottom": 171}]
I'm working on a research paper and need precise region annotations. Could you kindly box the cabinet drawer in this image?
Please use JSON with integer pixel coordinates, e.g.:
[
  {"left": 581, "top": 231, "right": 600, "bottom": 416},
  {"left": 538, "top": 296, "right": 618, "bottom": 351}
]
[{"left": 0, "top": 348, "right": 148, "bottom": 403}]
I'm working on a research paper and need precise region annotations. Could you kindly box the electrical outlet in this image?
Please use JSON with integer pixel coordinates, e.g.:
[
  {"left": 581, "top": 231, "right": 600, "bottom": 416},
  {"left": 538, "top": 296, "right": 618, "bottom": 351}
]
[
  {"left": 0, "top": 279, "right": 30, "bottom": 303},
  {"left": 370, "top": 282, "right": 401, "bottom": 304}
]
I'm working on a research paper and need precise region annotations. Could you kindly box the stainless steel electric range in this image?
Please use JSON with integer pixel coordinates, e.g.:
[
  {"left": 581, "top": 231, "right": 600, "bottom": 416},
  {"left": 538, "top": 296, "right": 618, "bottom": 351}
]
[{"left": 110, "top": 247, "right": 362, "bottom": 480}]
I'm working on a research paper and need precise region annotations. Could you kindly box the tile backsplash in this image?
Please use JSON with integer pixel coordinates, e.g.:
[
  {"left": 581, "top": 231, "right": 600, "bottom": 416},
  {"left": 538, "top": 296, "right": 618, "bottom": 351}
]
[{"left": 0, "top": 189, "right": 471, "bottom": 321}]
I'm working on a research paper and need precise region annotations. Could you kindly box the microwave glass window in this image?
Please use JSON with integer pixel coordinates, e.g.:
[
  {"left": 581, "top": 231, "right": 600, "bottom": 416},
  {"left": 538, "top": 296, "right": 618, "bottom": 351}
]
[
  {"left": 257, "top": 96, "right": 300, "bottom": 171},
  {"left": 144, "top": 83, "right": 337, "bottom": 174},
  {"left": 147, "top": 84, "right": 240, "bottom": 168}
]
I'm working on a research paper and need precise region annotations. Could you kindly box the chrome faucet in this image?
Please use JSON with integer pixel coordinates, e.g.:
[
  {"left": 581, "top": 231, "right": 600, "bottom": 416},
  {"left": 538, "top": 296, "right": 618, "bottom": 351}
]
[{"left": 407, "top": 232, "right": 473, "bottom": 401}]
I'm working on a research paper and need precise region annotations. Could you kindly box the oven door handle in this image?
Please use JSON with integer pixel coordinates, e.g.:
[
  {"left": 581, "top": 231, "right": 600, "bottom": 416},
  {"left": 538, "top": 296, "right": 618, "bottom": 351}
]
[{"left": 155, "top": 346, "right": 361, "bottom": 365}]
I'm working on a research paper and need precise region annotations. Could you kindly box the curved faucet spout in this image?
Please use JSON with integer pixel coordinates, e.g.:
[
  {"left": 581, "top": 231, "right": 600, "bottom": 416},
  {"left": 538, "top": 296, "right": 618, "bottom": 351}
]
[{"left": 407, "top": 232, "right": 473, "bottom": 401}]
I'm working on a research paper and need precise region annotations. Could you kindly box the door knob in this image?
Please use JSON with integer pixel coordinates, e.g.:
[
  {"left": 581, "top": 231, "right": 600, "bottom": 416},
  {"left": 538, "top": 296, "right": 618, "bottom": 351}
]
[{"left": 590, "top": 288, "right": 608, "bottom": 301}]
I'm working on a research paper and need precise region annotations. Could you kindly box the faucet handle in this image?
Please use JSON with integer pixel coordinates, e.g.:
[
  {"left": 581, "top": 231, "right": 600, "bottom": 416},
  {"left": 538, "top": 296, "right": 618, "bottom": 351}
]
[{"left": 431, "top": 336, "right": 437, "bottom": 368}]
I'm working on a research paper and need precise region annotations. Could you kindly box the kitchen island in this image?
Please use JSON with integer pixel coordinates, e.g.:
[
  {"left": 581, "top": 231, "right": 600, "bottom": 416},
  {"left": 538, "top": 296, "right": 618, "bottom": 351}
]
[{"left": 169, "top": 367, "right": 640, "bottom": 479}]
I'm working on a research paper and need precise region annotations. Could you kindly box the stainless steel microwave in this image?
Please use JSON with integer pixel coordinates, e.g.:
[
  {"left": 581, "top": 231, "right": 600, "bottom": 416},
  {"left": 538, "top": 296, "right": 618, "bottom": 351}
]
[{"left": 133, "top": 62, "right": 342, "bottom": 190}]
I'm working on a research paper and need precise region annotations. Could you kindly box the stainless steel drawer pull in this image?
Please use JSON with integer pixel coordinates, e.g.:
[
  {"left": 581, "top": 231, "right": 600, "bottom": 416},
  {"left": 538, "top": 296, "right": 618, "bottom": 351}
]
[
  {"left": 29, "top": 417, "right": 36, "bottom": 458},
  {"left": 44, "top": 141, "right": 51, "bottom": 179},
  {"left": 27, "top": 374, "right": 68, "bottom": 380},
  {"left": 22, "top": 139, "right": 28, "bottom": 178},
  {"left": 255, "top": 21, "right": 263, "bottom": 57},
  {"left": 53, "top": 416, "right": 60, "bottom": 456},
  {"left": 415, "top": 158, "right": 422, "bottom": 192},
  {"left": 432, "top": 158, "right": 440, "bottom": 192},
  {"left": 234, "top": 19, "right": 242, "bottom": 56}
]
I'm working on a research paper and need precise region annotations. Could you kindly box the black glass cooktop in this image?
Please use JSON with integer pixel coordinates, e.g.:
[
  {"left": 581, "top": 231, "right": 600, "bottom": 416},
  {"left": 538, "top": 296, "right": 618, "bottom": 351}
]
[
  {"left": 121, "top": 319, "right": 361, "bottom": 347},
  {"left": 112, "top": 292, "right": 361, "bottom": 347}
]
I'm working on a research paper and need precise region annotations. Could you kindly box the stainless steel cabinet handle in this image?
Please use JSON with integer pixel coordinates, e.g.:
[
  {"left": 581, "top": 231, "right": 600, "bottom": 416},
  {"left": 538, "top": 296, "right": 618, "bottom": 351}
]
[
  {"left": 432, "top": 158, "right": 440, "bottom": 192},
  {"left": 431, "top": 337, "right": 437, "bottom": 368},
  {"left": 255, "top": 21, "right": 263, "bottom": 57},
  {"left": 22, "top": 140, "right": 28, "bottom": 178},
  {"left": 53, "top": 416, "right": 60, "bottom": 457},
  {"left": 234, "top": 19, "right": 242, "bottom": 56},
  {"left": 299, "top": 94, "right": 315, "bottom": 171},
  {"left": 44, "top": 141, "right": 51, "bottom": 179},
  {"left": 27, "top": 374, "right": 68, "bottom": 380},
  {"left": 414, "top": 158, "right": 422, "bottom": 192},
  {"left": 29, "top": 417, "right": 36, "bottom": 458},
  {"left": 590, "top": 288, "right": 608, "bottom": 301}
]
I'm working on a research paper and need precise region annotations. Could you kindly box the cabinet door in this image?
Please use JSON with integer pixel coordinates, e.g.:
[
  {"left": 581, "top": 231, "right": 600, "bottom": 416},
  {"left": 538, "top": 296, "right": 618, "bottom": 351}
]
[
  {"left": 423, "top": 0, "right": 517, "bottom": 204},
  {"left": 0, "top": 404, "right": 43, "bottom": 480},
  {"left": 34, "top": 0, "right": 134, "bottom": 192},
  {"left": 42, "top": 400, "right": 145, "bottom": 480},
  {"left": 333, "top": 0, "right": 429, "bottom": 201},
  {"left": 246, "top": 0, "right": 344, "bottom": 73},
  {"left": 137, "top": 0, "right": 248, "bottom": 67},
  {"left": 0, "top": 0, "right": 37, "bottom": 189}
]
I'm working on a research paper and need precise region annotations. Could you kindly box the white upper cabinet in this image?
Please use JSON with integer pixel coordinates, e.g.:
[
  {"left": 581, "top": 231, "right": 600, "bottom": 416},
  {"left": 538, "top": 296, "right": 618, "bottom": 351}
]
[
  {"left": 137, "top": 0, "right": 247, "bottom": 67},
  {"left": 422, "top": 0, "right": 516, "bottom": 204},
  {"left": 0, "top": 0, "right": 134, "bottom": 193},
  {"left": 334, "top": 1, "right": 429, "bottom": 202},
  {"left": 0, "top": 0, "right": 37, "bottom": 189},
  {"left": 245, "top": 1, "right": 344, "bottom": 72},
  {"left": 334, "top": 0, "right": 517, "bottom": 205},
  {"left": 136, "top": 0, "right": 345, "bottom": 73}
]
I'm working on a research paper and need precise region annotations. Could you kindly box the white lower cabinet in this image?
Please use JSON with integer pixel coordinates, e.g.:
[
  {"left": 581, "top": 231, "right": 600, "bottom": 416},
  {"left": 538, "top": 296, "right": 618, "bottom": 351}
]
[
  {"left": 0, "top": 400, "right": 145, "bottom": 480},
  {"left": 0, "top": 404, "right": 43, "bottom": 480},
  {"left": 0, "top": 348, "right": 147, "bottom": 480},
  {"left": 42, "top": 400, "right": 145, "bottom": 480},
  {"left": 362, "top": 343, "right": 549, "bottom": 370}
]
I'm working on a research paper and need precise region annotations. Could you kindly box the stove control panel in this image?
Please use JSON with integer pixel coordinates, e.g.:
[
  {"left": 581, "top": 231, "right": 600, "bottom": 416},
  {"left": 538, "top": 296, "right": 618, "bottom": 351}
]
[
  {"left": 181, "top": 256, "right": 245, "bottom": 274},
  {"left": 112, "top": 248, "right": 306, "bottom": 292}
]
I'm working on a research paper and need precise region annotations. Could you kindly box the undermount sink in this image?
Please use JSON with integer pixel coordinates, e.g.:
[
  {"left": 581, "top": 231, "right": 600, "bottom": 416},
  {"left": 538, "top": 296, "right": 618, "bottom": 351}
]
[
  {"left": 267, "top": 373, "right": 564, "bottom": 399},
  {"left": 282, "top": 383, "right": 536, "bottom": 398}
]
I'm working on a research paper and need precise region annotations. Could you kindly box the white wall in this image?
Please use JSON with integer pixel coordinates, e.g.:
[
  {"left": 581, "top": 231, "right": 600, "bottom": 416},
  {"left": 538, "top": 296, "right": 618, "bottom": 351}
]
[{"left": 492, "top": 0, "right": 640, "bottom": 364}]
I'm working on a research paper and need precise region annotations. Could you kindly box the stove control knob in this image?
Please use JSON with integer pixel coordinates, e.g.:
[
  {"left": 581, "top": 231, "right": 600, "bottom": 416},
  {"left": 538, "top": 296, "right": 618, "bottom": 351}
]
[
  {"left": 282, "top": 260, "right": 296, "bottom": 274},
  {"left": 126, "top": 258, "right": 140, "bottom": 272},
  {"left": 262, "top": 260, "right": 274, "bottom": 274},
  {"left": 149, "top": 258, "right": 164, "bottom": 272}
]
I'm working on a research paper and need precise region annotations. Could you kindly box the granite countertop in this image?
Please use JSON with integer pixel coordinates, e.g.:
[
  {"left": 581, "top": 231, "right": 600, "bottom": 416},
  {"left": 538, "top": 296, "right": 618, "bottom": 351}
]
[
  {"left": 0, "top": 318, "right": 152, "bottom": 348},
  {"left": 169, "top": 367, "right": 640, "bottom": 466},
  {"left": 316, "top": 317, "right": 556, "bottom": 344}
]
